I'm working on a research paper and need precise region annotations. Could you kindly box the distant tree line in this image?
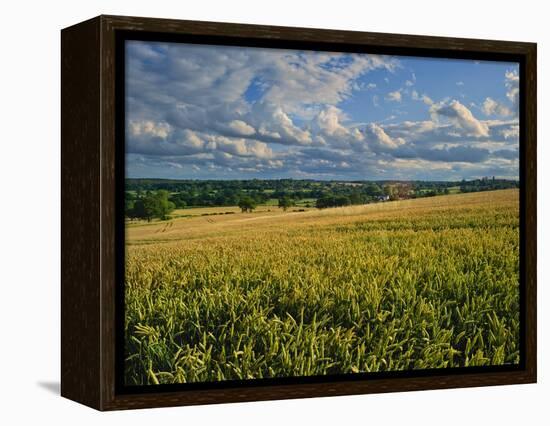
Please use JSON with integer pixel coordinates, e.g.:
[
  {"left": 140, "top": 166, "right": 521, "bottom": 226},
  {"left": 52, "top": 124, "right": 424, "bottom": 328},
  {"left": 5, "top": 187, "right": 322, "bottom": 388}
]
[
  {"left": 126, "top": 179, "right": 391, "bottom": 208},
  {"left": 161, "top": 188, "right": 270, "bottom": 209},
  {"left": 459, "top": 177, "right": 520, "bottom": 193},
  {"left": 124, "top": 178, "right": 519, "bottom": 219},
  {"left": 315, "top": 195, "right": 352, "bottom": 209}
]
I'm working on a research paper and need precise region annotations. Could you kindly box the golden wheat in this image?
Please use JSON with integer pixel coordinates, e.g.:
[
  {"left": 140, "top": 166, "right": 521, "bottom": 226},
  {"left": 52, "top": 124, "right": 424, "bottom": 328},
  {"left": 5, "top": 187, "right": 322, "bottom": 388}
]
[{"left": 124, "top": 189, "right": 520, "bottom": 385}]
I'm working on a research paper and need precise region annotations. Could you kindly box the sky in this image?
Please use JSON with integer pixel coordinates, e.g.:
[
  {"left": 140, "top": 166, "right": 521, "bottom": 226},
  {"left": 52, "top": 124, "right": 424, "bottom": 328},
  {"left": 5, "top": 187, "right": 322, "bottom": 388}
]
[{"left": 125, "top": 40, "right": 520, "bottom": 181}]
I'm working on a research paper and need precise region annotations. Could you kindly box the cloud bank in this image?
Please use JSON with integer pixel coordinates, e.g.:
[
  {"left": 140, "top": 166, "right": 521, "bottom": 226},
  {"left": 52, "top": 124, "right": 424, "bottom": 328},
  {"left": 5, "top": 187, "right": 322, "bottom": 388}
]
[{"left": 126, "top": 41, "right": 520, "bottom": 181}]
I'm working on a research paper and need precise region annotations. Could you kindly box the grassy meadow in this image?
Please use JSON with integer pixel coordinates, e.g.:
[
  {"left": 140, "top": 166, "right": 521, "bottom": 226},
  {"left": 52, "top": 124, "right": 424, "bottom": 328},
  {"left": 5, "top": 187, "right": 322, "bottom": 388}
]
[{"left": 124, "top": 189, "right": 520, "bottom": 385}]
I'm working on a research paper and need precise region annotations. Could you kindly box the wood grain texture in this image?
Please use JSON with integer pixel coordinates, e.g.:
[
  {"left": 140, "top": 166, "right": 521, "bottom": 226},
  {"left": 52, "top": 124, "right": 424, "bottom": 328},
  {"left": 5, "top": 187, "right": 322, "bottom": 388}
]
[
  {"left": 100, "top": 15, "right": 118, "bottom": 408},
  {"left": 523, "top": 43, "right": 537, "bottom": 381},
  {"left": 61, "top": 14, "right": 537, "bottom": 411},
  {"left": 101, "top": 14, "right": 534, "bottom": 55},
  {"left": 104, "top": 370, "right": 536, "bottom": 411},
  {"left": 61, "top": 16, "right": 102, "bottom": 409}
]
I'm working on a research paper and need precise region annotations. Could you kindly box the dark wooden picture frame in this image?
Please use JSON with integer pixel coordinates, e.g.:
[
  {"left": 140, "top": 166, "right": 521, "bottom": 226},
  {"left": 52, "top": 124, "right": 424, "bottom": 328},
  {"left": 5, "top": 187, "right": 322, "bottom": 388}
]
[{"left": 61, "top": 15, "right": 536, "bottom": 411}]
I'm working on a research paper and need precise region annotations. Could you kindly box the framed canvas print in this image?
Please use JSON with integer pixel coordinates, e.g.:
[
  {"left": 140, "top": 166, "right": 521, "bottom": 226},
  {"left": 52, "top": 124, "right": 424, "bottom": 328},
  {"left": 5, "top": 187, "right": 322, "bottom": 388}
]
[{"left": 61, "top": 15, "right": 536, "bottom": 410}]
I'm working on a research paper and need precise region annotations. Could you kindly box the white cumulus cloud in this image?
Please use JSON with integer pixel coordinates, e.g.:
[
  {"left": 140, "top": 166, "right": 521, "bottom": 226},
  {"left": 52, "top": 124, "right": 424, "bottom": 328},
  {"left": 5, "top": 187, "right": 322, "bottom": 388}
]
[
  {"left": 386, "top": 90, "right": 402, "bottom": 102},
  {"left": 227, "top": 120, "right": 256, "bottom": 136},
  {"left": 431, "top": 100, "right": 489, "bottom": 137},
  {"left": 482, "top": 97, "right": 512, "bottom": 117}
]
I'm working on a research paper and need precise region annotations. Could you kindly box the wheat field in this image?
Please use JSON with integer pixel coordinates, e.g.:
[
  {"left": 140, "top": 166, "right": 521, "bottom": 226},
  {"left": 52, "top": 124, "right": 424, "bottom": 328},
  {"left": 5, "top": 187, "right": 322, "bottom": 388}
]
[{"left": 124, "top": 189, "right": 520, "bottom": 385}]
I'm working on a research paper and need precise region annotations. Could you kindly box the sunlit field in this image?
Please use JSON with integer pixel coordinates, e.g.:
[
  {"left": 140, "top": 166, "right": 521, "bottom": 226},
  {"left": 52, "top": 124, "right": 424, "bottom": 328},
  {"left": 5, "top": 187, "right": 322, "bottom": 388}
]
[{"left": 124, "top": 189, "right": 520, "bottom": 385}]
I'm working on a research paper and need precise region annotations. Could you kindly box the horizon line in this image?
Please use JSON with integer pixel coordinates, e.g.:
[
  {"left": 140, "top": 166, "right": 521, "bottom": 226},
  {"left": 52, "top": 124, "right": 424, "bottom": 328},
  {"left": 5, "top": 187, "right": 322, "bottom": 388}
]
[{"left": 125, "top": 176, "right": 520, "bottom": 182}]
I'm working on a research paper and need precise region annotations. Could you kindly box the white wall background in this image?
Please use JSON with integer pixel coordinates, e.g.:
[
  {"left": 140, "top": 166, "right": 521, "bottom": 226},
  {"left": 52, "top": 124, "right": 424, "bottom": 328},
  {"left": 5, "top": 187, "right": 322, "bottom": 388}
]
[{"left": 0, "top": 0, "right": 546, "bottom": 423}]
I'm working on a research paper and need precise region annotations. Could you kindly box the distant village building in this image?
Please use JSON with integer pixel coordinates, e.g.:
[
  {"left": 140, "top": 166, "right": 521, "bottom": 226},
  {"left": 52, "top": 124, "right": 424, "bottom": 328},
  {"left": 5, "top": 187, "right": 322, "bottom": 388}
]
[{"left": 377, "top": 195, "right": 390, "bottom": 202}]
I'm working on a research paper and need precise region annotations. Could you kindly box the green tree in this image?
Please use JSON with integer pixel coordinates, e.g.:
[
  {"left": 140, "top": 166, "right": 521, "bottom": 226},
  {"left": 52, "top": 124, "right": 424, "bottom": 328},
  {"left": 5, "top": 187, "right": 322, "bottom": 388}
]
[
  {"left": 364, "top": 183, "right": 383, "bottom": 197},
  {"left": 142, "top": 194, "right": 159, "bottom": 222},
  {"left": 278, "top": 197, "right": 294, "bottom": 211},
  {"left": 315, "top": 195, "right": 351, "bottom": 209},
  {"left": 349, "top": 191, "right": 365, "bottom": 205},
  {"left": 129, "top": 190, "right": 175, "bottom": 221},
  {"left": 238, "top": 196, "right": 256, "bottom": 213},
  {"left": 334, "top": 195, "right": 351, "bottom": 206},
  {"left": 153, "top": 190, "right": 176, "bottom": 220},
  {"left": 383, "top": 184, "right": 400, "bottom": 201},
  {"left": 125, "top": 199, "right": 135, "bottom": 218},
  {"left": 129, "top": 198, "right": 152, "bottom": 221},
  {"left": 169, "top": 193, "right": 187, "bottom": 209}
]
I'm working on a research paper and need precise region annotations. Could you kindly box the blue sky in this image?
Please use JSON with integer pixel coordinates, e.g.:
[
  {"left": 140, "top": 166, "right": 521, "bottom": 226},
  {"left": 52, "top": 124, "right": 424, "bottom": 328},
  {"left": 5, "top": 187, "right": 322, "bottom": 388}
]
[{"left": 125, "top": 41, "right": 519, "bottom": 181}]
